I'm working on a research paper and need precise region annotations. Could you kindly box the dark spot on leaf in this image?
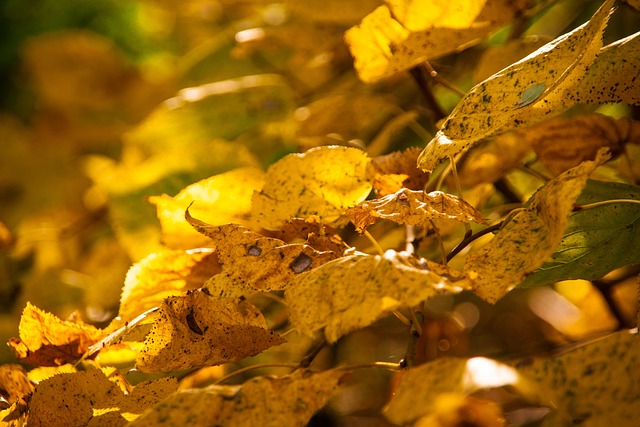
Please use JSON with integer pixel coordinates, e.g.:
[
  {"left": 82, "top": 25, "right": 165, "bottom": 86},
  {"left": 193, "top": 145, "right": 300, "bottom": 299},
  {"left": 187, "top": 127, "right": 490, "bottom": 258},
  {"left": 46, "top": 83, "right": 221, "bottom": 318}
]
[
  {"left": 186, "top": 311, "right": 203, "bottom": 335},
  {"left": 289, "top": 253, "right": 313, "bottom": 274},
  {"left": 248, "top": 245, "right": 262, "bottom": 256}
]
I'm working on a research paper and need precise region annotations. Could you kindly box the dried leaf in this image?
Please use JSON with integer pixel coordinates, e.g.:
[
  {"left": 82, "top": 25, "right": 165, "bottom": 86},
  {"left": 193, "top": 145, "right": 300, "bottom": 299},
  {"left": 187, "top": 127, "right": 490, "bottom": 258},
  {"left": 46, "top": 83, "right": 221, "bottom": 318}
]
[
  {"left": 252, "top": 146, "right": 373, "bottom": 229},
  {"left": 372, "top": 147, "right": 430, "bottom": 196},
  {"left": 347, "top": 188, "right": 486, "bottom": 233},
  {"left": 0, "top": 365, "right": 33, "bottom": 405},
  {"left": 418, "top": 0, "right": 616, "bottom": 171},
  {"left": 129, "top": 369, "right": 347, "bottom": 427},
  {"left": 136, "top": 289, "right": 285, "bottom": 372},
  {"left": 185, "top": 215, "right": 338, "bottom": 298},
  {"left": 514, "top": 330, "right": 640, "bottom": 426},
  {"left": 27, "top": 369, "right": 177, "bottom": 427},
  {"left": 148, "top": 167, "right": 265, "bottom": 249},
  {"left": 464, "top": 150, "right": 609, "bottom": 303},
  {"left": 345, "top": 1, "right": 549, "bottom": 83},
  {"left": 265, "top": 217, "right": 348, "bottom": 255},
  {"left": 520, "top": 180, "right": 640, "bottom": 288},
  {"left": 7, "top": 303, "right": 104, "bottom": 367},
  {"left": 286, "top": 251, "right": 468, "bottom": 342},
  {"left": 524, "top": 114, "right": 640, "bottom": 175},
  {"left": 118, "top": 248, "right": 221, "bottom": 323}
]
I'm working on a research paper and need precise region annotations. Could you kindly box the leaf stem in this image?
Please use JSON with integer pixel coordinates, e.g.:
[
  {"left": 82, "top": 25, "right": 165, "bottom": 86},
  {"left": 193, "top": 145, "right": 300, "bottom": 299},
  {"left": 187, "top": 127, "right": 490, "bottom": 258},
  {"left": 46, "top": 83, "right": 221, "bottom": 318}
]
[
  {"left": 363, "top": 230, "right": 385, "bottom": 256},
  {"left": 421, "top": 62, "right": 466, "bottom": 97},
  {"left": 337, "top": 362, "right": 403, "bottom": 372},
  {"left": 574, "top": 199, "right": 640, "bottom": 211},
  {"left": 214, "top": 363, "right": 300, "bottom": 385},
  {"left": 409, "top": 66, "right": 447, "bottom": 121},
  {"left": 392, "top": 310, "right": 412, "bottom": 327},
  {"left": 299, "top": 339, "right": 327, "bottom": 368},
  {"left": 429, "top": 219, "right": 448, "bottom": 265},
  {"left": 446, "top": 222, "right": 503, "bottom": 262}
]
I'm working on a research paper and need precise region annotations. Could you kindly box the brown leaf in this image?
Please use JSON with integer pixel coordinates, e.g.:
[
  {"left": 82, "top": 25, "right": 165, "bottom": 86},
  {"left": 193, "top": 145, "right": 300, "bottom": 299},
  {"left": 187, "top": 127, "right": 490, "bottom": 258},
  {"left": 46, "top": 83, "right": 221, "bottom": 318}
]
[
  {"left": 0, "top": 365, "right": 33, "bottom": 405},
  {"left": 265, "top": 217, "right": 348, "bottom": 256},
  {"left": 286, "top": 251, "right": 469, "bottom": 342},
  {"left": 186, "top": 213, "right": 338, "bottom": 298},
  {"left": 136, "top": 289, "right": 285, "bottom": 373},
  {"left": 129, "top": 369, "right": 348, "bottom": 427},
  {"left": 347, "top": 188, "right": 486, "bottom": 233},
  {"left": 372, "top": 148, "right": 430, "bottom": 196},
  {"left": 7, "top": 303, "right": 104, "bottom": 367}
]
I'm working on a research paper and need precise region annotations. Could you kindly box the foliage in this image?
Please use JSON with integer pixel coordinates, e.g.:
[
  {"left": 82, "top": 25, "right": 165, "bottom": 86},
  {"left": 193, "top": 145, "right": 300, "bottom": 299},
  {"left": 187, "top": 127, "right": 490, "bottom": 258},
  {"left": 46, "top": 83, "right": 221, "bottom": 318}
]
[{"left": 1, "top": 0, "right": 640, "bottom": 426}]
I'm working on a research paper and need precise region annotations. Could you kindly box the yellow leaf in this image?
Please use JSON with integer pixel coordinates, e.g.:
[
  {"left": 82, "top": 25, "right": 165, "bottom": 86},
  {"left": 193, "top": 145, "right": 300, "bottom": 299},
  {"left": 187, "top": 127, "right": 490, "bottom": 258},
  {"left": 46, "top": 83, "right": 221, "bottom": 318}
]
[
  {"left": 7, "top": 303, "right": 104, "bottom": 367},
  {"left": 252, "top": 146, "right": 373, "bottom": 229},
  {"left": 464, "top": 150, "right": 610, "bottom": 303},
  {"left": 265, "top": 217, "right": 348, "bottom": 255},
  {"left": 347, "top": 188, "right": 486, "bottom": 233},
  {"left": 129, "top": 369, "right": 347, "bottom": 427},
  {"left": 286, "top": 251, "right": 468, "bottom": 342},
  {"left": 372, "top": 147, "right": 430, "bottom": 196},
  {"left": 513, "top": 330, "right": 640, "bottom": 425},
  {"left": 136, "top": 289, "right": 285, "bottom": 373},
  {"left": 474, "top": 36, "right": 553, "bottom": 83},
  {"left": 118, "top": 248, "right": 220, "bottom": 323},
  {"left": 387, "top": 0, "right": 485, "bottom": 31},
  {"left": 418, "top": 0, "right": 616, "bottom": 171},
  {"left": 184, "top": 215, "right": 338, "bottom": 298},
  {"left": 148, "top": 167, "right": 265, "bottom": 249},
  {"left": 27, "top": 369, "right": 177, "bottom": 427},
  {"left": 0, "top": 365, "right": 33, "bottom": 405},
  {"left": 345, "top": 1, "right": 548, "bottom": 83}
]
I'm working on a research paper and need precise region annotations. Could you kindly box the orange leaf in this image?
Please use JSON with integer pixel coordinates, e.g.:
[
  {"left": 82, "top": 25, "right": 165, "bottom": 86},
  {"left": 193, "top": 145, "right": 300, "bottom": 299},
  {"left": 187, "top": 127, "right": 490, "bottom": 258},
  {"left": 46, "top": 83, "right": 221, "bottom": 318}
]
[{"left": 8, "top": 303, "right": 104, "bottom": 367}]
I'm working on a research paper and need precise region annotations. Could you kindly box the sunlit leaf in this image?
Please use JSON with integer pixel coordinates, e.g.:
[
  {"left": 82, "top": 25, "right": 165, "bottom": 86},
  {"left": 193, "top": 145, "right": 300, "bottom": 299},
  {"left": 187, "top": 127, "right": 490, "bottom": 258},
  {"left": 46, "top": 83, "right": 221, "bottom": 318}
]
[
  {"left": 520, "top": 180, "right": 640, "bottom": 288},
  {"left": 464, "top": 151, "right": 609, "bottom": 303},
  {"left": 184, "top": 216, "right": 338, "bottom": 299},
  {"left": 129, "top": 369, "right": 348, "bottom": 427},
  {"left": 252, "top": 146, "right": 374, "bottom": 229},
  {"left": 384, "top": 357, "right": 540, "bottom": 425},
  {"left": 347, "top": 188, "right": 486, "bottom": 233},
  {"left": 265, "top": 217, "right": 348, "bottom": 256},
  {"left": 418, "top": 0, "right": 615, "bottom": 171},
  {"left": 345, "top": 1, "right": 550, "bottom": 83},
  {"left": 286, "top": 251, "right": 468, "bottom": 342},
  {"left": 0, "top": 364, "right": 33, "bottom": 405},
  {"left": 118, "top": 249, "right": 220, "bottom": 323},
  {"left": 27, "top": 369, "right": 177, "bottom": 426},
  {"left": 149, "top": 167, "right": 265, "bottom": 249},
  {"left": 372, "top": 147, "right": 430, "bottom": 196},
  {"left": 136, "top": 289, "right": 285, "bottom": 373},
  {"left": 514, "top": 330, "right": 640, "bottom": 426},
  {"left": 7, "top": 303, "right": 104, "bottom": 367}
]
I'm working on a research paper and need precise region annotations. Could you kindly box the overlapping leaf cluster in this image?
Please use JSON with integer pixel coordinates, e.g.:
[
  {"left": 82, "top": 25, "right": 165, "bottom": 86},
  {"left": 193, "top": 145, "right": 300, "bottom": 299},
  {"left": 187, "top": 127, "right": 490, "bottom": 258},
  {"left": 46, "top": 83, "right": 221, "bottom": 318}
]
[{"left": 2, "top": 0, "right": 640, "bottom": 426}]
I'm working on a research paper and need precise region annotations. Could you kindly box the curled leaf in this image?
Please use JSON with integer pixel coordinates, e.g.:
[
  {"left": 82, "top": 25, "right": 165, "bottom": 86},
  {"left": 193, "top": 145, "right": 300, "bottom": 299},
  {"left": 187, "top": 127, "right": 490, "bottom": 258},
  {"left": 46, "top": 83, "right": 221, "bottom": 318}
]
[
  {"left": 347, "top": 188, "right": 486, "bottom": 233},
  {"left": 286, "top": 251, "right": 468, "bottom": 342},
  {"left": 372, "top": 147, "right": 430, "bottom": 196},
  {"left": 8, "top": 303, "right": 104, "bottom": 367},
  {"left": 136, "top": 289, "right": 285, "bottom": 373}
]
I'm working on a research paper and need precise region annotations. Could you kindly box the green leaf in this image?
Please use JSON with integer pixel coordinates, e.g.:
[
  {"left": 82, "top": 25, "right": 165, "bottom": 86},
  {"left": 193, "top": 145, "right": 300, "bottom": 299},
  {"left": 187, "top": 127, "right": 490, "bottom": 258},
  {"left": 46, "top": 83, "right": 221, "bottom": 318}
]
[{"left": 519, "top": 180, "right": 640, "bottom": 288}]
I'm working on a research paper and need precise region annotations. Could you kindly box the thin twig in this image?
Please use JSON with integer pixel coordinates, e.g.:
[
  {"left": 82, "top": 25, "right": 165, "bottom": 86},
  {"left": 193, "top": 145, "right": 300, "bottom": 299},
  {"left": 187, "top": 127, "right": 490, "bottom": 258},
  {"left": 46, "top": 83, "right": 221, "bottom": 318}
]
[
  {"left": 409, "top": 67, "right": 447, "bottom": 121},
  {"left": 574, "top": 199, "right": 640, "bottom": 211},
  {"left": 214, "top": 363, "right": 300, "bottom": 385},
  {"left": 299, "top": 339, "right": 327, "bottom": 368},
  {"left": 429, "top": 219, "right": 448, "bottom": 265},
  {"left": 446, "top": 222, "right": 503, "bottom": 262}
]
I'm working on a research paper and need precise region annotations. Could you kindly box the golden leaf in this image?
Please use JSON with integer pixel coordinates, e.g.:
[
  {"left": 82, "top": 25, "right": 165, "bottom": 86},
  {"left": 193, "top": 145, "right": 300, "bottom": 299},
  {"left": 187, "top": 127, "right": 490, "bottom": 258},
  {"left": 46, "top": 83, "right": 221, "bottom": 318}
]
[
  {"left": 252, "top": 146, "right": 373, "bottom": 229},
  {"left": 265, "top": 217, "right": 348, "bottom": 256},
  {"left": 372, "top": 147, "right": 430, "bottom": 196},
  {"left": 129, "top": 369, "right": 348, "bottom": 427},
  {"left": 464, "top": 150, "right": 610, "bottom": 303},
  {"left": 347, "top": 188, "right": 486, "bottom": 233},
  {"left": 118, "top": 248, "right": 221, "bottom": 323},
  {"left": 185, "top": 214, "right": 338, "bottom": 298},
  {"left": 136, "top": 289, "right": 285, "bottom": 373},
  {"left": 345, "top": 1, "right": 548, "bottom": 83},
  {"left": 286, "top": 251, "right": 468, "bottom": 342},
  {"left": 0, "top": 365, "right": 33, "bottom": 405},
  {"left": 148, "top": 167, "right": 265, "bottom": 249},
  {"left": 7, "top": 303, "right": 104, "bottom": 367},
  {"left": 418, "top": 0, "right": 616, "bottom": 171},
  {"left": 27, "top": 369, "right": 177, "bottom": 427}
]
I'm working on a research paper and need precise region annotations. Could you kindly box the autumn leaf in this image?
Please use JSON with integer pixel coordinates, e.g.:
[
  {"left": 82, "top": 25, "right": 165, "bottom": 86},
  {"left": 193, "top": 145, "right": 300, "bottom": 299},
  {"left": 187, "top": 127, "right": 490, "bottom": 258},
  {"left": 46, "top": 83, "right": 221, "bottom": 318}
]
[
  {"left": 0, "top": 364, "right": 33, "bottom": 405},
  {"left": 384, "top": 357, "right": 542, "bottom": 425},
  {"left": 129, "top": 368, "right": 347, "bottom": 427},
  {"left": 27, "top": 369, "right": 177, "bottom": 427},
  {"left": 265, "top": 217, "right": 348, "bottom": 256},
  {"left": 286, "top": 250, "right": 468, "bottom": 342},
  {"left": 345, "top": 0, "right": 550, "bottom": 83},
  {"left": 464, "top": 150, "right": 609, "bottom": 303},
  {"left": 136, "top": 289, "right": 285, "bottom": 373},
  {"left": 7, "top": 303, "right": 104, "bottom": 367},
  {"left": 520, "top": 180, "right": 640, "bottom": 288},
  {"left": 372, "top": 147, "right": 430, "bottom": 196},
  {"left": 418, "top": 0, "right": 616, "bottom": 172},
  {"left": 347, "top": 188, "right": 486, "bottom": 233},
  {"left": 513, "top": 330, "right": 640, "bottom": 425},
  {"left": 148, "top": 167, "right": 265, "bottom": 249},
  {"left": 185, "top": 214, "right": 338, "bottom": 298},
  {"left": 252, "top": 145, "right": 374, "bottom": 229},
  {"left": 118, "top": 248, "right": 220, "bottom": 323}
]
